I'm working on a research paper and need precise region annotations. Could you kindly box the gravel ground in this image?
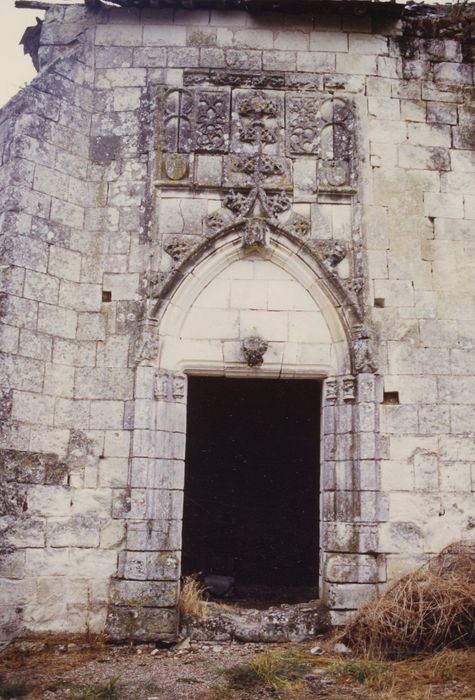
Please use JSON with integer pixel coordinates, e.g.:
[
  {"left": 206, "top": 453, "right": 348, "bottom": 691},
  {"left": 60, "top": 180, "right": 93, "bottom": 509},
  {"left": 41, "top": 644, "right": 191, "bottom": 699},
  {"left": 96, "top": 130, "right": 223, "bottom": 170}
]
[{"left": 1, "top": 639, "right": 276, "bottom": 699}]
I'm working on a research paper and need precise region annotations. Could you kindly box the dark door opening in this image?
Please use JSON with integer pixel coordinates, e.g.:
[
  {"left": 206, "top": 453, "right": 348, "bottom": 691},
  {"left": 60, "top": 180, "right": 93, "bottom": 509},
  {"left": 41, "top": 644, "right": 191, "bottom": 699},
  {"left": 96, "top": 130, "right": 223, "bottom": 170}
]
[{"left": 182, "top": 377, "right": 321, "bottom": 600}]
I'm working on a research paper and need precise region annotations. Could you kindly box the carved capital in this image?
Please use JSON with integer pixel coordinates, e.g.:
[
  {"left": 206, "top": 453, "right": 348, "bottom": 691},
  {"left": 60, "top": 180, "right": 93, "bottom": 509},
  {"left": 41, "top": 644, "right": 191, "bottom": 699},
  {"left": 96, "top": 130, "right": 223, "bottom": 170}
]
[
  {"left": 342, "top": 375, "right": 356, "bottom": 402},
  {"left": 242, "top": 336, "right": 268, "bottom": 367},
  {"left": 325, "top": 377, "right": 338, "bottom": 405},
  {"left": 154, "top": 372, "right": 187, "bottom": 401}
]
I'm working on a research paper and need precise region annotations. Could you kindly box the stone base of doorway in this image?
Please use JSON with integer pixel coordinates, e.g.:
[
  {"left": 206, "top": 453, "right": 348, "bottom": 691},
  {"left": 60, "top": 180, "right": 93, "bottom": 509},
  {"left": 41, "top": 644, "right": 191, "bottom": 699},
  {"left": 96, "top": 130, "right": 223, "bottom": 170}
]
[
  {"left": 106, "top": 606, "right": 179, "bottom": 643},
  {"left": 181, "top": 599, "right": 330, "bottom": 643}
]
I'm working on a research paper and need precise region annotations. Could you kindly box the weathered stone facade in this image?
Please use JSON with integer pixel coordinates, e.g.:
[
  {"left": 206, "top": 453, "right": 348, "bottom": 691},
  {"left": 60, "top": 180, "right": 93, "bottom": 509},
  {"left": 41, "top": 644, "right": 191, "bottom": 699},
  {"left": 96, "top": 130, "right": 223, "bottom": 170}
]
[{"left": 1, "top": 0, "right": 474, "bottom": 641}]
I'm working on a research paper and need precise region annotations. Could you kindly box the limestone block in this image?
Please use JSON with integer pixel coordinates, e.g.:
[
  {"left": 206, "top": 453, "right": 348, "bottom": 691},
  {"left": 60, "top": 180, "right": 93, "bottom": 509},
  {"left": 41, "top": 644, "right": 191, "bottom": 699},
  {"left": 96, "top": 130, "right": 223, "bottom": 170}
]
[
  {"left": 126, "top": 518, "right": 182, "bottom": 551},
  {"left": 168, "top": 47, "right": 200, "bottom": 67},
  {"left": 46, "top": 516, "right": 100, "bottom": 547},
  {"left": 0, "top": 356, "right": 44, "bottom": 393},
  {"left": 106, "top": 606, "right": 178, "bottom": 643},
  {"left": 54, "top": 398, "right": 90, "bottom": 429},
  {"left": 424, "top": 192, "right": 464, "bottom": 219},
  {"left": 96, "top": 68, "right": 147, "bottom": 89},
  {"left": 53, "top": 338, "right": 96, "bottom": 367},
  {"left": 336, "top": 53, "right": 377, "bottom": 75},
  {"left": 325, "top": 582, "right": 378, "bottom": 609},
  {"left": 109, "top": 579, "right": 178, "bottom": 607},
  {"left": 3, "top": 296, "right": 38, "bottom": 331},
  {"left": 438, "top": 377, "right": 475, "bottom": 405},
  {"left": 418, "top": 405, "right": 450, "bottom": 435},
  {"left": 77, "top": 313, "right": 106, "bottom": 342},
  {"left": 433, "top": 62, "right": 472, "bottom": 85},
  {"left": 381, "top": 460, "right": 413, "bottom": 491},
  {"left": 96, "top": 336, "right": 130, "bottom": 368},
  {"left": 187, "top": 26, "right": 217, "bottom": 48},
  {"left": 19, "top": 330, "right": 52, "bottom": 362},
  {"left": 90, "top": 401, "right": 124, "bottom": 430},
  {"left": 398, "top": 144, "right": 449, "bottom": 171},
  {"left": 427, "top": 102, "right": 457, "bottom": 125},
  {"left": 98, "top": 457, "right": 129, "bottom": 488},
  {"left": 23, "top": 270, "right": 59, "bottom": 306},
  {"left": 48, "top": 246, "right": 81, "bottom": 283},
  {"left": 143, "top": 25, "right": 186, "bottom": 46},
  {"left": 326, "top": 553, "right": 385, "bottom": 583},
  {"left": 104, "top": 430, "right": 130, "bottom": 458},
  {"left": 200, "top": 48, "right": 226, "bottom": 68},
  {"left": 11, "top": 391, "right": 54, "bottom": 425},
  {"left": 96, "top": 24, "right": 143, "bottom": 47},
  {"left": 379, "top": 521, "right": 424, "bottom": 553},
  {"left": 68, "top": 549, "right": 117, "bottom": 578},
  {"left": 225, "top": 48, "right": 261, "bottom": 69},
  {"left": 350, "top": 34, "right": 388, "bottom": 55},
  {"left": 389, "top": 492, "right": 441, "bottom": 522},
  {"left": 74, "top": 368, "right": 134, "bottom": 401},
  {"left": 0, "top": 325, "right": 19, "bottom": 354},
  {"left": 408, "top": 122, "right": 452, "bottom": 148},
  {"left": 100, "top": 519, "right": 126, "bottom": 549},
  {"left": 451, "top": 405, "right": 475, "bottom": 434},
  {"left": 30, "top": 426, "right": 70, "bottom": 457},
  {"left": 0, "top": 550, "right": 25, "bottom": 580},
  {"left": 450, "top": 149, "right": 475, "bottom": 172},
  {"left": 400, "top": 99, "right": 426, "bottom": 122},
  {"left": 262, "top": 50, "right": 296, "bottom": 72},
  {"left": 439, "top": 461, "right": 471, "bottom": 492},
  {"left": 297, "top": 52, "right": 335, "bottom": 73}
]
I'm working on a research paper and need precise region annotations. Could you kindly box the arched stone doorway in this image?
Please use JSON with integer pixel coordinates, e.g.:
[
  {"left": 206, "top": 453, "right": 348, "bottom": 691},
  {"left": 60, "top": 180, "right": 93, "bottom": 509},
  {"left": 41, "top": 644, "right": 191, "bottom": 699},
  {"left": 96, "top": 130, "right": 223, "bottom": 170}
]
[{"left": 106, "top": 229, "right": 385, "bottom": 641}]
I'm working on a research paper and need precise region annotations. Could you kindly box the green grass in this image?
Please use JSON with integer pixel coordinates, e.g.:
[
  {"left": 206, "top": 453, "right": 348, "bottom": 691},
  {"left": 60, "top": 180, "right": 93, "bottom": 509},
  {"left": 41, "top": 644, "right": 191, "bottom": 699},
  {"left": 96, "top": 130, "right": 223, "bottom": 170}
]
[
  {"left": 224, "top": 648, "right": 318, "bottom": 691},
  {"left": 0, "top": 680, "right": 29, "bottom": 698},
  {"left": 330, "top": 658, "right": 392, "bottom": 689},
  {"left": 78, "top": 677, "right": 120, "bottom": 700}
]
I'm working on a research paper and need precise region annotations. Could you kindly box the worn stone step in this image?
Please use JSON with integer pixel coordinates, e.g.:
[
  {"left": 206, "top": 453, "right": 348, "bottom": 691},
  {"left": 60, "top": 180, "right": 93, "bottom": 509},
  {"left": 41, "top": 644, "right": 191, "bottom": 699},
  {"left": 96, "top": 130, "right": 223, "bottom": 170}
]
[{"left": 181, "top": 600, "right": 330, "bottom": 643}]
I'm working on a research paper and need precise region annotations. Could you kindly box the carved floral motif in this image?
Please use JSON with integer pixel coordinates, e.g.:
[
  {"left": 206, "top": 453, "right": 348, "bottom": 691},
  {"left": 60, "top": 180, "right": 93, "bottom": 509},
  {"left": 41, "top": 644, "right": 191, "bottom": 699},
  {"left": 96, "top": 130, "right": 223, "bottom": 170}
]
[
  {"left": 195, "top": 91, "right": 230, "bottom": 153},
  {"left": 242, "top": 336, "right": 269, "bottom": 367}
]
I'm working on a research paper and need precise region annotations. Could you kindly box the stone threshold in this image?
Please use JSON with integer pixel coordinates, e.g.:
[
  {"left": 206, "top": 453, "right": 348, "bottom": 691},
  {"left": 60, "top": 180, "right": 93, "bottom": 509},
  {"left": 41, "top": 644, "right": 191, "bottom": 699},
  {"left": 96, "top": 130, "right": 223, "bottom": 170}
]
[{"left": 182, "top": 599, "right": 330, "bottom": 643}]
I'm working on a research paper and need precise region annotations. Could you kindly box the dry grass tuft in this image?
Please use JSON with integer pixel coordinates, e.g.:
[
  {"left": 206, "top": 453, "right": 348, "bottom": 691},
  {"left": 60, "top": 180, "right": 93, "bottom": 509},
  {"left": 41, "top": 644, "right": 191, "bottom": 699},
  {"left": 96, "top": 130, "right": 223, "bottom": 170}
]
[
  {"left": 179, "top": 574, "right": 209, "bottom": 621},
  {"left": 341, "top": 541, "right": 475, "bottom": 657}
]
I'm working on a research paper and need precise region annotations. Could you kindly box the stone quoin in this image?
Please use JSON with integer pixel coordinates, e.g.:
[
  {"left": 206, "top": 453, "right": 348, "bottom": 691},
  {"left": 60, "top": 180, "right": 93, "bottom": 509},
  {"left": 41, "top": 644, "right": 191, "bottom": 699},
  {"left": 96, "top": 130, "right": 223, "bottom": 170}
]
[{"left": 1, "top": 0, "right": 474, "bottom": 642}]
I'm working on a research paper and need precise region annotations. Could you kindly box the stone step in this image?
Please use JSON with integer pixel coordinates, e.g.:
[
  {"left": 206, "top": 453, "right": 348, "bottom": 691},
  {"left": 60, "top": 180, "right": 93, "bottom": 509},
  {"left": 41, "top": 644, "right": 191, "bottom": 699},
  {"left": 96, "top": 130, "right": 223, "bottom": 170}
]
[{"left": 181, "top": 599, "right": 330, "bottom": 643}]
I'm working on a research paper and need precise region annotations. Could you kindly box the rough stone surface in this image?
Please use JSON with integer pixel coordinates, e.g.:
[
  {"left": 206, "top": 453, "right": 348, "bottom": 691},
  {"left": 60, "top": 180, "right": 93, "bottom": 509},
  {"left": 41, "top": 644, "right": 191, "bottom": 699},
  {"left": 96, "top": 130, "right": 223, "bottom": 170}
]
[{"left": 0, "top": 2, "right": 474, "bottom": 643}]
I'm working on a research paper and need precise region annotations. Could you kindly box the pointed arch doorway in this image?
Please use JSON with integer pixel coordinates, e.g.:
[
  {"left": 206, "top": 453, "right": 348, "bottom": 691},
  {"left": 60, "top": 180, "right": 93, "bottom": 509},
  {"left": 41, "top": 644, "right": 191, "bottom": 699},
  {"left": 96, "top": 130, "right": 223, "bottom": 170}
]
[{"left": 107, "top": 231, "right": 384, "bottom": 641}]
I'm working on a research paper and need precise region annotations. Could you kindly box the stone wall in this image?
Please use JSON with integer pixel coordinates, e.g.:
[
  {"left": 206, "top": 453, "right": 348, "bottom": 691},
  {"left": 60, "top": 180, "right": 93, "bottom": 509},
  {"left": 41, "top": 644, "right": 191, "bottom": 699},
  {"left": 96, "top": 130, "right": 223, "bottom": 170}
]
[{"left": 0, "top": 1, "right": 474, "bottom": 641}]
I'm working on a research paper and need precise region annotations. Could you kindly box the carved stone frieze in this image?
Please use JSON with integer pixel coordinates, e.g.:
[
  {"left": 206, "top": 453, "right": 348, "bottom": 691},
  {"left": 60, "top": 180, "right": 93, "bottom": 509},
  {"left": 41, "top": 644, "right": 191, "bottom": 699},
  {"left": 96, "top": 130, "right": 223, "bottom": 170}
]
[
  {"left": 184, "top": 69, "right": 286, "bottom": 89},
  {"left": 242, "top": 336, "right": 268, "bottom": 367},
  {"left": 324, "top": 376, "right": 357, "bottom": 404},
  {"left": 160, "top": 88, "right": 230, "bottom": 155}
]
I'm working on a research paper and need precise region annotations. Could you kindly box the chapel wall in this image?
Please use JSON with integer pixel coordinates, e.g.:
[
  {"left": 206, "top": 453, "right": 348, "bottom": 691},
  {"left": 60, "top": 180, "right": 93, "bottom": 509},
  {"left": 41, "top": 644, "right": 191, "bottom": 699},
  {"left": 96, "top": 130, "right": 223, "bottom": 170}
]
[{"left": 0, "top": 2, "right": 473, "bottom": 641}]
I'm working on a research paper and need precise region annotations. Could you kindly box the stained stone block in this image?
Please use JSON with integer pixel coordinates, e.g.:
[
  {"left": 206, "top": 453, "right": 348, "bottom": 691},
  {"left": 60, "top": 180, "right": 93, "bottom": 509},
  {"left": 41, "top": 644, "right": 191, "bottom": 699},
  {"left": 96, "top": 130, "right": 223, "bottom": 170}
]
[
  {"left": 326, "top": 553, "right": 386, "bottom": 583},
  {"left": 109, "top": 579, "right": 178, "bottom": 607},
  {"left": 106, "top": 605, "right": 178, "bottom": 642},
  {"left": 126, "top": 519, "right": 182, "bottom": 551}
]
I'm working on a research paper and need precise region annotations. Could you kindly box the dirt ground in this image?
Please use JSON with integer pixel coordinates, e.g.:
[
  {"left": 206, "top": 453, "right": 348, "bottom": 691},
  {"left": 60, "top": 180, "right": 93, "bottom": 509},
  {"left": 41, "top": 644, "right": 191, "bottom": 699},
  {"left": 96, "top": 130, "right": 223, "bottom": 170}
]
[{"left": 1, "top": 635, "right": 475, "bottom": 700}]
